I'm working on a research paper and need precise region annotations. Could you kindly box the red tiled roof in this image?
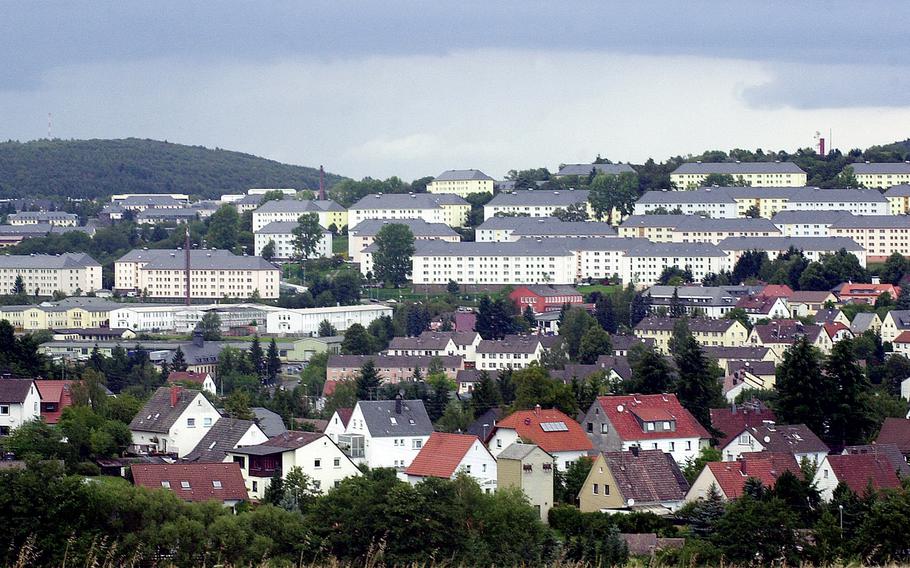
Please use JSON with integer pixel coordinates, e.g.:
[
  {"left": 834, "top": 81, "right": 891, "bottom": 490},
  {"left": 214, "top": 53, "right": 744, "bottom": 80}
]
[
  {"left": 893, "top": 331, "right": 910, "bottom": 345},
  {"left": 739, "top": 452, "right": 803, "bottom": 479},
  {"left": 603, "top": 450, "right": 689, "bottom": 503},
  {"left": 405, "top": 432, "right": 483, "bottom": 478},
  {"left": 875, "top": 418, "right": 910, "bottom": 453},
  {"left": 131, "top": 462, "right": 248, "bottom": 503},
  {"left": 710, "top": 405, "right": 777, "bottom": 448},
  {"left": 835, "top": 283, "right": 900, "bottom": 297},
  {"left": 598, "top": 394, "right": 710, "bottom": 441},
  {"left": 760, "top": 285, "right": 794, "bottom": 298},
  {"left": 335, "top": 407, "right": 353, "bottom": 427},
  {"left": 823, "top": 322, "right": 851, "bottom": 339},
  {"left": 496, "top": 408, "right": 593, "bottom": 453},
  {"left": 167, "top": 371, "right": 209, "bottom": 384},
  {"left": 825, "top": 453, "right": 901, "bottom": 494},
  {"left": 706, "top": 459, "right": 778, "bottom": 498},
  {"left": 34, "top": 380, "right": 75, "bottom": 425}
]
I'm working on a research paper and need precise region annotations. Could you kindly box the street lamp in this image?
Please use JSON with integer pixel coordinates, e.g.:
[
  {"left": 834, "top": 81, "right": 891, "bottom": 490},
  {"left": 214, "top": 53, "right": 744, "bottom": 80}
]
[{"left": 838, "top": 504, "right": 844, "bottom": 531}]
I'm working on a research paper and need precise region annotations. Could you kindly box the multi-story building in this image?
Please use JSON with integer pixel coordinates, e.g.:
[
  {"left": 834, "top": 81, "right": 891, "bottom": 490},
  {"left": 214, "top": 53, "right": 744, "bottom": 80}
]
[
  {"left": 718, "top": 236, "right": 867, "bottom": 267},
  {"left": 850, "top": 162, "right": 910, "bottom": 189},
  {"left": 0, "top": 297, "right": 120, "bottom": 331},
  {"left": 7, "top": 212, "right": 78, "bottom": 227},
  {"left": 337, "top": 399, "right": 434, "bottom": 470},
  {"left": 0, "top": 379, "right": 41, "bottom": 436},
  {"left": 253, "top": 222, "right": 332, "bottom": 260},
  {"left": 770, "top": 210, "right": 851, "bottom": 237},
  {"left": 114, "top": 249, "right": 279, "bottom": 299},
  {"left": 426, "top": 169, "right": 495, "bottom": 197},
  {"left": 476, "top": 217, "right": 618, "bottom": 242},
  {"left": 0, "top": 253, "right": 102, "bottom": 296},
  {"left": 885, "top": 185, "right": 910, "bottom": 215},
  {"left": 623, "top": 242, "right": 729, "bottom": 288},
  {"left": 827, "top": 215, "right": 910, "bottom": 262},
  {"left": 509, "top": 285, "right": 584, "bottom": 314},
  {"left": 129, "top": 386, "right": 221, "bottom": 457},
  {"left": 670, "top": 161, "right": 807, "bottom": 189},
  {"left": 348, "top": 193, "right": 469, "bottom": 228},
  {"left": 484, "top": 189, "right": 593, "bottom": 220},
  {"left": 634, "top": 317, "right": 749, "bottom": 353},
  {"left": 266, "top": 304, "right": 393, "bottom": 336},
  {"left": 385, "top": 331, "right": 482, "bottom": 362},
  {"left": 117, "top": 195, "right": 186, "bottom": 212},
  {"left": 325, "top": 354, "right": 463, "bottom": 382},
  {"left": 619, "top": 215, "right": 781, "bottom": 244},
  {"left": 475, "top": 336, "right": 549, "bottom": 371},
  {"left": 135, "top": 208, "right": 201, "bottom": 225},
  {"left": 251, "top": 199, "right": 347, "bottom": 232},
  {"left": 554, "top": 163, "right": 637, "bottom": 178},
  {"left": 348, "top": 218, "right": 460, "bottom": 263},
  {"left": 496, "top": 443, "right": 555, "bottom": 522},
  {"left": 642, "top": 285, "right": 756, "bottom": 319}
]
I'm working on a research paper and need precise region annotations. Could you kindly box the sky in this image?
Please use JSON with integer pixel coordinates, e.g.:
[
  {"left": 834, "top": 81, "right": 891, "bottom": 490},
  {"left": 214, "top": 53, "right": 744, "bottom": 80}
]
[{"left": 3, "top": 1, "right": 910, "bottom": 180}]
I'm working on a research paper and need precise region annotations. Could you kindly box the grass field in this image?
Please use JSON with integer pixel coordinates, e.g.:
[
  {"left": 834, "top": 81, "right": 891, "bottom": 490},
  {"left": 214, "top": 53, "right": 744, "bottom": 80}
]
[
  {"left": 577, "top": 283, "right": 621, "bottom": 296},
  {"left": 332, "top": 235, "right": 348, "bottom": 256}
]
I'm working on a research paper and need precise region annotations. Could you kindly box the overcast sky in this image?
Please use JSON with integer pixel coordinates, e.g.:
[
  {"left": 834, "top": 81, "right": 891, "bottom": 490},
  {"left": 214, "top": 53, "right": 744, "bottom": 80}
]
[{"left": 3, "top": 1, "right": 910, "bottom": 180}]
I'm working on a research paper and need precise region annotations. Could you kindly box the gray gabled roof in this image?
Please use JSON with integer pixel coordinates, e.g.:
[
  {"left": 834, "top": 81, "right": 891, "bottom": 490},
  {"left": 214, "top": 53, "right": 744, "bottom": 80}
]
[
  {"left": 770, "top": 210, "right": 853, "bottom": 225},
  {"left": 116, "top": 249, "right": 276, "bottom": 270},
  {"left": 357, "top": 399, "right": 433, "bottom": 437},
  {"left": 625, "top": 242, "right": 727, "bottom": 258},
  {"left": 350, "top": 193, "right": 468, "bottom": 210},
  {"left": 183, "top": 418, "right": 260, "bottom": 462},
  {"left": 850, "top": 312, "right": 879, "bottom": 334},
  {"left": 434, "top": 169, "right": 493, "bottom": 181},
  {"left": 129, "top": 387, "right": 202, "bottom": 434},
  {"left": 486, "top": 189, "right": 590, "bottom": 207},
  {"left": 672, "top": 161, "right": 805, "bottom": 175},
  {"left": 0, "top": 379, "right": 34, "bottom": 404},
  {"left": 119, "top": 195, "right": 183, "bottom": 206},
  {"left": 637, "top": 189, "right": 737, "bottom": 205},
  {"left": 349, "top": 218, "right": 459, "bottom": 237},
  {"left": 8, "top": 212, "right": 78, "bottom": 221},
  {"left": 850, "top": 162, "right": 910, "bottom": 175},
  {"left": 829, "top": 215, "right": 910, "bottom": 229},
  {"left": 0, "top": 253, "right": 100, "bottom": 269},
  {"left": 404, "top": 239, "right": 575, "bottom": 257},
  {"left": 256, "top": 221, "right": 331, "bottom": 235},
  {"left": 885, "top": 184, "right": 910, "bottom": 197},
  {"left": 497, "top": 442, "right": 552, "bottom": 461},
  {"left": 251, "top": 407, "right": 288, "bottom": 437},
  {"left": 476, "top": 216, "right": 561, "bottom": 230},
  {"left": 556, "top": 163, "right": 636, "bottom": 176},
  {"left": 718, "top": 236, "right": 864, "bottom": 252},
  {"left": 785, "top": 187, "right": 887, "bottom": 203},
  {"left": 512, "top": 220, "right": 617, "bottom": 237}
]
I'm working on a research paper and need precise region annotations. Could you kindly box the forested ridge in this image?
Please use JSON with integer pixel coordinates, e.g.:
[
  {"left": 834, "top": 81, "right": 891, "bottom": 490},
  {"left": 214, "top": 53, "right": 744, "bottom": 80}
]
[{"left": 0, "top": 138, "right": 344, "bottom": 200}]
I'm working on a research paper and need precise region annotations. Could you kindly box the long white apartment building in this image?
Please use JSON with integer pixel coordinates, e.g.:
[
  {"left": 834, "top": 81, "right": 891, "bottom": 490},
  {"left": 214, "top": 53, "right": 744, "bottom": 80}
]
[
  {"left": 475, "top": 216, "right": 617, "bottom": 243},
  {"left": 251, "top": 199, "right": 347, "bottom": 232},
  {"left": 618, "top": 215, "right": 781, "bottom": 244},
  {"left": 266, "top": 304, "right": 394, "bottom": 336},
  {"left": 634, "top": 186, "right": 889, "bottom": 218},
  {"left": 108, "top": 302, "right": 285, "bottom": 333},
  {"left": 253, "top": 222, "right": 332, "bottom": 261},
  {"left": 827, "top": 215, "right": 910, "bottom": 262},
  {"left": 670, "top": 161, "right": 808, "bottom": 189},
  {"left": 0, "top": 253, "right": 102, "bottom": 296},
  {"left": 348, "top": 218, "right": 460, "bottom": 264},
  {"left": 426, "top": 169, "right": 494, "bottom": 198},
  {"left": 7, "top": 212, "right": 78, "bottom": 227},
  {"left": 769, "top": 210, "right": 851, "bottom": 237},
  {"left": 348, "top": 193, "right": 470, "bottom": 228},
  {"left": 483, "top": 189, "right": 593, "bottom": 220},
  {"left": 555, "top": 163, "right": 637, "bottom": 178},
  {"left": 114, "top": 249, "right": 280, "bottom": 299},
  {"left": 624, "top": 242, "right": 729, "bottom": 288},
  {"left": 718, "top": 236, "right": 868, "bottom": 267},
  {"left": 850, "top": 162, "right": 910, "bottom": 189},
  {"left": 885, "top": 185, "right": 910, "bottom": 215}
]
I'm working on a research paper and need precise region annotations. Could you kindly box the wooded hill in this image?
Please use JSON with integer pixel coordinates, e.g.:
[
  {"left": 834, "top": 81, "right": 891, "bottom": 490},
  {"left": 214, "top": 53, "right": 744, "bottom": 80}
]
[{"left": 0, "top": 138, "right": 344, "bottom": 200}]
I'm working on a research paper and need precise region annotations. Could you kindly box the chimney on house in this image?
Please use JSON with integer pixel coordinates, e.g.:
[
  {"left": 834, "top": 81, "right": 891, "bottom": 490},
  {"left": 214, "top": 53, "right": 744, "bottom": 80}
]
[
  {"left": 534, "top": 404, "right": 541, "bottom": 416},
  {"left": 170, "top": 385, "right": 181, "bottom": 407},
  {"left": 192, "top": 329, "right": 204, "bottom": 348},
  {"left": 631, "top": 445, "right": 640, "bottom": 457},
  {"left": 395, "top": 393, "right": 402, "bottom": 414}
]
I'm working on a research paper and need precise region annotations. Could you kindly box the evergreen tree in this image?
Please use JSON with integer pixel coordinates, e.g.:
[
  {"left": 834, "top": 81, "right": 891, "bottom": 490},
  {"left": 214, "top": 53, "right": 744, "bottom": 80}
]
[
  {"left": 262, "top": 471, "right": 285, "bottom": 505},
  {"left": 497, "top": 369, "right": 516, "bottom": 406},
  {"left": 823, "top": 339, "right": 875, "bottom": 448},
  {"left": 671, "top": 319, "right": 724, "bottom": 429},
  {"left": 249, "top": 335, "right": 265, "bottom": 378},
  {"left": 628, "top": 344, "right": 675, "bottom": 394},
  {"left": 171, "top": 346, "right": 188, "bottom": 372},
  {"left": 897, "top": 286, "right": 910, "bottom": 310},
  {"left": 577, "top": 325, "right": 612, "bottom": 364},
  {"left": 267, "top": 338, "right": 281, "bottom": 384},
  {"left": 471, "top": 370, "right": 502, "bottom": 417},
  {"left": 559, "top": 307, "right": 595, "bottom": 360},
  {"left": 372, "top": 223, "right": 415, "bottom": 287},
  {"left": 669, "top": 287, "right": 686, "bottom": 318},
  {"left": 594, "top": 296, "right": 617, "bottom": 333},
  {"left": 356, "top": 359, "right": 381, "bottom": 401},
  {"left": 523, "top": 304, "right": 536, "bottom": 328},
  {"left": 774, "top": 337, "right": 827, "bottom": 438},
  {"left": 341, "top": 323, "right": 374, "bottom": 355},
  {"left": 12, "top": 274, "right": 25, "bottom": 295},
  {"left": 629, "top": 291, "right": 649, "bottom": 327},
  {"left": 435, "top": 399, "right": 472, "bottom": 433},
  {"left": 318, "top": 319, "right": 337, "bottom": 337}
]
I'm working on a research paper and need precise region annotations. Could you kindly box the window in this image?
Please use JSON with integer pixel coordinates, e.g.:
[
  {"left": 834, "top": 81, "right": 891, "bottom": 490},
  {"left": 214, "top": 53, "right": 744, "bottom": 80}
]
[
  {"left": 542, "top": 463, "right": 552, "bottom": 471},
  {"left": 314, "top": 459, "right": 322, "bottom": 468},
  {"left": 334, "top": 457, "right": 341, "bottom": 467},
  {"left": 738, "top": 434, "right": 750, "bottom": 445},
  {"left": 203, "top": 417, "right": 213, "bottom": 427},
  {"left": 604, "top": 484, "right": 610, "bottom": 495},
  {"left": 523, "top": 464, "right": 533, "bottom": 472},
  {"left": 466, "top": 465, "right": 472, "bottom": 473},
  {"left": 212, "top": 480, "right": 222, "bottom": 489},
  {"left": 601, "top": 423, "right": 609, "bottom": 434},
  {"left": 496, "top": 439, "right": 502, "bottom": 448},
  {"left": 233, "top": 455, "right": 246, "bottom": 469},
  {"left": 593, "top": 483, "right": 599, "bottom": 494},
  {"left": 161, "top": 481, "right": 171, "bottom": 488},
  {"left": 187, "top": 418, "right": 196, "bottom": 428},
  {"left": 180, "top": 481, "right": 190, "bottom": 489},
  {"left": 482, "top": 464, "right": 487, "bottom": 473},
  {"left": 586, "top": 422, "right": 593, "bottom": 433},
  {"left": 565, "top": 461, "right": 571, "bottom": 470},
  {"left": 413, "top": 439, "right": 423, "bottom": 449},
  {"left": 0, "top": 405, "right": 8, "bottom": 415},
  {"left": 252, "top": 481, "right": 258, "bottom": 492}
]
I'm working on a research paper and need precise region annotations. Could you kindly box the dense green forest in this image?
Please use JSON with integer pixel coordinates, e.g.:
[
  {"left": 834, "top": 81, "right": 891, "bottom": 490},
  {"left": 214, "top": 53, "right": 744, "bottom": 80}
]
[{"left": 0, "top": 139, "right": 344, "bottom": 200}]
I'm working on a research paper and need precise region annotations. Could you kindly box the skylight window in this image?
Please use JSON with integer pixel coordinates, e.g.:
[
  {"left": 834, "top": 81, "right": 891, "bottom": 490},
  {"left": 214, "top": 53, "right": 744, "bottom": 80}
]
[
  {"left": 160, "top": 481, "right": 171, "bottom": 488},
  {"left": 540, "top": 421, "right": 569, "bottom": 432},
  {"left": 212, "top": 480, "right": 222, "bottom": 489},
  {"left": 390, "top": 417, "right": 398, "bottom": 425},
  {"left": 180, "top": 481, "right": 190, "bottom": 489}
]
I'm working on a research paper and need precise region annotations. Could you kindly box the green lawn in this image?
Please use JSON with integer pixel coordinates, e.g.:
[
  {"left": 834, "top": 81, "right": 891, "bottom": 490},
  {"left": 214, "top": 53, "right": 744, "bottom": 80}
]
[
  {"left": 577, "top": 284, "right": 621, "bottom": 296},
  {"left": 332, "top": 235, "right": 348, "bottom": 256}
]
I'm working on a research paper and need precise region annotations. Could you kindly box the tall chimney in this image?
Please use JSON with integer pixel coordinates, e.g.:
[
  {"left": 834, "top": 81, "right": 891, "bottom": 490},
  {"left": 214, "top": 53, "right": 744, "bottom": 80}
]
[
  {"left": 170, "top": 385, "right": 180, "bottom": 407},
  {"left": 395, "top": 393, "right": 402, "bottom": 414},
  {"left": 184, "top": 228, "right": 191, "bottom": 306},
  {"left": 319, "top": 165, "right": 326, "bottom": 201}
]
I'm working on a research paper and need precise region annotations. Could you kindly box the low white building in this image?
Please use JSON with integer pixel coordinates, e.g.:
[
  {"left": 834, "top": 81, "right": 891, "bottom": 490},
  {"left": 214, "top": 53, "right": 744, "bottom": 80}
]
[
  {"left": 623, "top": 242, "right": 729, "bottom": 288},
  {"left": 0, "top": 253, "right": 102, "bottom": 296},
  {"left": 718, "top": 424, "right": 829, "bottom": 465},
  {"left": 128, "top": 386, "right": 222, "bottom": 457},
  {"left": 475, "top": 336, "right": 547, "bottom": 371},
  {"left": 337, "top": 399, "right": 433, "bottom": 470},
  {"left": 227, "top": 431, "right": 362, "bottom": 499},
  {"left": 253, "top": 222, "right": 332, "bottom": 260},
  {"left": 0, "top": 379, "right": 41, "bottom": 436},
  {"left": 404, "top": 432, "right": 497, "bottom": 492},
  {"left": 266, "top": 304, "right": 393, "bottom": 336}
]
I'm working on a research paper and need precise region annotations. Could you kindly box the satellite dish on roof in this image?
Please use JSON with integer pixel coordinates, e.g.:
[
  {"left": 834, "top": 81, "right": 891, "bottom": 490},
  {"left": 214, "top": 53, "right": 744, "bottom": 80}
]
[
  {"left": 627, "top": 498, "right": 635, "bottom": 507},
  {"left": 617, "top": 404, "right": 624, "bottom": 412},
  {"left": 763, "top": 436, "right": 771, "bottom": 444}
]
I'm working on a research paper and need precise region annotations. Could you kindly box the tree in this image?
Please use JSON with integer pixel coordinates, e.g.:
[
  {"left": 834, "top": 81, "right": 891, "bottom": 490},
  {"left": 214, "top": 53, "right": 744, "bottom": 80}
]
[
  {"left": 471, "top": 371, "right": 502, "bottom": 417},
  {"left": 710, "top": 495, "right": 800, "bottom": 565},
  {"left": 627, "top": 344, "right": 674, "bottom": 394},
  {"left": 594, "top": 296, "right": 617, "bottom": 333},
  {"left": 266, "top": 339, "right": 281, "bottom": 384},
  {"left": 171, "top": 346, "right": 188, "bottom": 372},
  {"left": 774, "top": 337, "right": 827, "bottom": 437},
  {"left": 372, "top": 223, "right": 415, "bottom": 287},
  {"left": 436, "top": 399, "right": 473, "bottom": 433},
  {"left": 446, "top": 280, "right": 460, "bottom": 296},
  {"left": 292, "top": 212, "right": 323, "bottom": 260},
  {"left": 551, "top": 202, "right": 589, "bottom": 222},
  {"left": 555, "top": 456, "right": 593, "bottom": 504},
  {"left": 318, "top": 319, "right": 337, "bottom": 337},
  {"left": 629, "top": 290, "right": 650, "bottom": 326},
  {"left": 681, "top": 446, "right": 721, "bottom": 483},
  {"left": 224, "top": 390, "right": 254, "bottom": 420},
  {"left": 355, "top": 359, "right": 381, "bottom": 401},
  {"left": 249, "top": 335, "right": 265, "bottom": 378},
  {"left": 198, "top": 311, "right": 222, "bottom": 341},
  {"left": 260, "top": 239, "right": 276, "bottom": 261},
  {"left": 341, "top": 323, "right": 374, "bottom": 355},
  {"left": 475, "top": 296, "right": 520, "bottom": 340},
  {"left": 559, "top": 307, "right": 596, "bottom": 361},
  {"left": 669, "top": 287, "right": 686, "bottom": 317},
  {"left": 12, "top": 274, "right": 24, "bottom": 295},
  {"left": 578, "top": 325, "right": 612, "bottom": 364},
  {"left": 823, "top": 339, "right": 875, "bottom": 448},
  {"left": 206, "top": 204, "right": 241, "bottom": 250},
  {"left": 587, "top": 172, "right": 638, "bottom": 223},
  {"left": 522, "top": 305, "right": 537, "bottom": 328},
  {"left": 671, "top": 320, "right": 724, "bottom": 428},
  {"left": 834, "top": 165, "right": 862, "bottom": 188},
  {"left": 731, "top": 249, "right": 768, "bottom": 284},
  {"left": 511, "top": 366, "right": 577, "bottom": 416},
  {"left": 881, "top": 252, "right": 910, "bottom": 285}
]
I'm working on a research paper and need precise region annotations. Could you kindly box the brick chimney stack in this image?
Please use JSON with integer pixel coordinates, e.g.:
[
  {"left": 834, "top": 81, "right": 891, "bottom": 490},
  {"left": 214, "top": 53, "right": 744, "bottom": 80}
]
[{"left": 170, "top": 385, "right": 181, "bottom": 407}]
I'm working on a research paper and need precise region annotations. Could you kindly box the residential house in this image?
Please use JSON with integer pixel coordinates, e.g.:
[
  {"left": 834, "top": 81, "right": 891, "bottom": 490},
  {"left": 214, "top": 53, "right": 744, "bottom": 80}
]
[
  {"left": 882, "top": 310, "right": 910, "bottom": 343},
  {"left": 735, "top": 294, "right": 791, "bottom": 323},
  {"left": 251, "top": 407, "right": 288, "bottom": 438},
  {"left": 325, "top": 354, "right": 463, "bottom": 382},
  {"left": 842, "top": 444, "right": 910, "bottom": 477},
  {"left": 0, "top": 379, "right": 40, "bottom": 436},
  {"left": 0, "top": 253, "right": 102, "bottom": 296},
  {"left": 770, "top": 210, "right": 851, "bottom": 237},
  {"left": 348, "top": 218, "right": 460, "bottom": 263},
  {"left": 182, "top": 418, "right": 269, "bottom": 463},
  {"left": 833, "top": 282, "right": 900, "bottom": 305},
  {"left": 610, "top": 335, "right": 656, "bottom": 356},
  {"left": 893, "top": 332, "right": 910, "bottom": 357},
  {"left": 875, "top": 417, "right": 910, "bottom": 458},
  {"left": 813, "top": 453, "right": 902, "bottom": 502},
  {"left": 496, "top": 443, "right": 555, "bottom": 522},
  {"left": 748, "top": 320, "right": 831, "bottom": 357},
  {"left": 337, "top": 399, "right": 433, "bottom": 470},
  {"left": 722, "top": 360, "right": 777, "bottom": 402},
  {"left": 251, "top": 198, "right": 347, "bottom": 231},
  {"left": 702, "top": 345, "right": 780, "bottom": 369},
  {"left": 509, "top": 285, "right": 584, "bottom": 315},
  {"left": 253, "top": 222, "right": 332, "bottom": 260},
  {"left": 686, "top": 454, "right": 801, "bottom": 501},
  {"left": 404, "top": 432, "right": 497, "bottom": 492},
  {"left": 814, "top": 308, "right": 850, "bottom": 327},
  {"left": 642, "top": 285, "right": 746, "bottom": 319},
  {"left": 466, "top": 408, "right": 502, "bottom": 442},
  {"left": 483, "top": 190, "right": 593, "bottom": 221},
  {"left": 822, "top": 322, "right": 854, "bottom": 344},
  {"left": 167, "top": 371, "right": 217, "bottom": 395},
  {"left": 578, "top": 449, "right": 689, "bottom": 514},
  {"left": 226, "top": 431, "right": 361, "bottom": 499},
  {"left": 580, "top": 394, "right": 710, "bottom": 466},
  {"left": 475, "top": 335, "right": 549, "bottom": 371},
  {"left": 851, "top": 162, "right": 910, "bottom": 190},
  {"left": 885, "top": 184, "right": 910, "bottom": 214},
  {"left": 34, "top": 379, "right": 75, "bottom": 425},
  {"left": 386, "top": 331, "right": 481, "bottom": 362},
  {"left": 129, "top": 386, "right": 221, "bottom": 457},
  {"left": 130, "top": 463, "right": 249, "bottom": 508},
  {"left": 850, "top": 312, "right": 882, "bottom": 335},
  {"left": 323, "top": 408, "right": 353, "bottom": 443},
  {"left": 634, "top": 317, "right": 749, "bottom": 354},
  {"left": 670, "top": 161, "right": 807, "bottom": 189},
  {"left": 348, "top": 193, "right": 470, "bottom": 228},
  {"left": 718, "top": 424, "right": 829, "bottom": 464},
  {"left": 489, "top": 406, "right": 593, "bottom": 471},
  {"left": 710, "top": 402, "right": 777, "bottom": 448},
  {"left": 787, "top": 290, "right": 838, "bottom": 317},
  {"left": 828, "top": 216, "right": 910, "bottom": 262}
]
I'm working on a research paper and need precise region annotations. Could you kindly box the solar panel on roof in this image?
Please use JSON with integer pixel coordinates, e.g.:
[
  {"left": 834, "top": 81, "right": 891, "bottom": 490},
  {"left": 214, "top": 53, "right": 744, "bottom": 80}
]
[{"left": 540, "top": 421, "right": 568, "bottom": 432}]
